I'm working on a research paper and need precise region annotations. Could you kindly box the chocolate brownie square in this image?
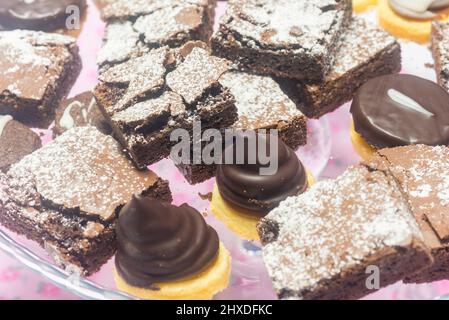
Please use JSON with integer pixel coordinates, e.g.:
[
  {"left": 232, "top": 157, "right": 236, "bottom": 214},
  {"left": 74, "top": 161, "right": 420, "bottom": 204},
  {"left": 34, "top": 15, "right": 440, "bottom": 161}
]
[
  {"left": 432, "top": 22, "right": 449, "bottom": 93},
  {"left": 97, "top": 0, "right": 216, "bottom": 48},
  {"left": 0, "top": 115, "right": 41, "bottom": 172},
  {"left": 366, "top": 145, "right": 449, "bottom": 283},
  {"left": 53, "top": 92, "right": 111, "bottom": 137},
  {"left": 0, "top": 126, "right": 171, "bottom": 275},
  {"left": 0, "top": 30, "right": 82, "bottom": 128},
  {"left": 175, "top": 70, "right": 308, "bottom": 185},
  {"left": 95, "top": 45, "right": 237, "bottom": 169},
  {"left": 296, "top": 17, "right": 401, "bottom": 118},
  {"left": 211, "top": 0, "right": 352, "bottom": 81},
  {"left": 257, "top": 165, "right": 431, "bottom": 300}
]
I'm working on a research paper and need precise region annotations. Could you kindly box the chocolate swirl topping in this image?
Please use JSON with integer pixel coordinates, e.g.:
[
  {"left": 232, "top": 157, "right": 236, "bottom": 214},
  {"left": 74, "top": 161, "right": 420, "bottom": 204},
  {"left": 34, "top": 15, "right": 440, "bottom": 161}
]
[
  {"left": 115, "top": 196, "right": 219, "bottom": 287},
  {"left": 216, "top": 134, "right": 308, "bottom": 218},
  {"left": 351, "top": 74, "right": 449, "bottom": 149}
]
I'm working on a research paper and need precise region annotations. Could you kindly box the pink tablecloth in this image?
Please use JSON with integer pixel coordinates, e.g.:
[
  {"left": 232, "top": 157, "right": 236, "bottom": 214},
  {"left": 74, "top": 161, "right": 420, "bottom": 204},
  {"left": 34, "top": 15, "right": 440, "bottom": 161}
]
[{"left": 1, "top": 0, "right": 449, "bottom": 300}]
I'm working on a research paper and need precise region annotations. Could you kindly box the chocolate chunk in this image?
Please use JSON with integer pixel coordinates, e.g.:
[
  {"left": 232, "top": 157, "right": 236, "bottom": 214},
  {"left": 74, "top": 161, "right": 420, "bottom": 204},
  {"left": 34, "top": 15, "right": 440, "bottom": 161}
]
[
  {"left": 432, "top": 22, "right": 449, "bottom": 93},
  {"left": 0, "top": 126, "right": 172, "bottom": 275},
  {"left": 258, "top": 165, "right": 431, "bottom": 300},
  {"left": 216, "top": 134, "right": 308, "bottom": 217},
  {"left": 211, "top": 0, "right": 352, "bottom": 80},
  {"left": 0, "top": 116, "right": 41, "bottom": 172},
  {"left": 0, "top": 0, "right": 87, "bottom": 31},
  {"left": 53, "top": 92, "right": 111, "bottom": 137},
  {"left": 351, "top": 74, "right": 449, "bottom": 148},
  {"left": 0, "top": 30, "right": 81, "bottom": 128},
  {"left": 116, "top": 196, "right": 219, "bottom": 287}
]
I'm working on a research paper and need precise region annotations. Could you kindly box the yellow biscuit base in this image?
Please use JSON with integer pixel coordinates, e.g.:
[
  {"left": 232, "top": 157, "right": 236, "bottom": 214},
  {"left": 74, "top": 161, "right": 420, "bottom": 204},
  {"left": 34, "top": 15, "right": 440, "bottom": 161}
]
[
  {"left": 353, "top": 0, "right": 378, "bottom": 13},
  {"left": 211, "top": 171, "right": 315, "bottom": 241},
  {"left": 378, "top": 0, "right": 449, "bottom": 43},
  {"left": 350, "top": 120, "right": 377, "bottom": 161},
  {"left": 114, "top": 243, "right": 231, "bottom": 300}
]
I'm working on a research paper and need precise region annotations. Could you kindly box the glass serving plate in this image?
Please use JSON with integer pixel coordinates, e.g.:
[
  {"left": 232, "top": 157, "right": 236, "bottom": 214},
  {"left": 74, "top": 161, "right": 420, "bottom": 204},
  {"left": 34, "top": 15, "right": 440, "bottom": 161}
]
[{"left": 1, "top": 1, "right": 449, "bottom": 300}]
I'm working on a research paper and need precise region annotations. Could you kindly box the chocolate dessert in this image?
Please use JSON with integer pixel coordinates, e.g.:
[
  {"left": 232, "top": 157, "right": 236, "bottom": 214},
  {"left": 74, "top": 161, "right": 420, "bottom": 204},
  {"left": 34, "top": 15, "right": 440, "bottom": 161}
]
[
  {"left": 296, "top": 17, "right": 401, "bottom": 118},
  {"left": 211, "top": 0, "right": 352, "bottom": 80},
  {"left": 351, "top": 74, "right": 449, "bottom": 148},
  {"left": 53, "top": 92, "right": 111, "bottom": 137},
  {"left": 116, "top": 196, "right": 219, "bottom": 288},
  {"left": 0, "top": 0, "right": 87, "bottom": 31},
  {"left": 0, "top": 126, "right": 171, "bottom": 275},
  {"left": 216, "top": 134, "right": 308, "bottom": 217},
  {"left": 258, "top": 165, "right": 431, "bottom": 300},
  {"left": 0, "top": 30, "right": 82, "bottom": 128},
  {"left": 95, "top": 45, "right": 237, "bottom": 169},
  {"left": 0, "top": 116, "right": 42, "bottom": 172},
  {"left": 432, "top": 21, "right": 449, "bottom": 93}
]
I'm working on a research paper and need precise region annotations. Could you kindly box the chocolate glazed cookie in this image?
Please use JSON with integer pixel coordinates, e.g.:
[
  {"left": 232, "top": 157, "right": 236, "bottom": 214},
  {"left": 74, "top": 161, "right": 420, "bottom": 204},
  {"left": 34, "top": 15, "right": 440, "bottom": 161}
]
[
  {"left": 0, "top": 0, "right": 87, "bottom": 31},
  {"left": 115, "top": 196, "right": 219, "bottom": 288},
  {"left": 351, "top": 74, "right": 449, "bottom": 148},
  {"left": 216, "top": 134, "right": 308, "bottom": 217}
]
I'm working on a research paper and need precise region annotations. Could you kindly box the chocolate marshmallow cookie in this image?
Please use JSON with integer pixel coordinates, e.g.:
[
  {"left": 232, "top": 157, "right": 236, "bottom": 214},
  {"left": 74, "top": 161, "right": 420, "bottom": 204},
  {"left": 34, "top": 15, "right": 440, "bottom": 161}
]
[
  {"left": 0, "top": 0, "right": 87, "bottom": 31},
  {"left": 351, "top": 74, "right": 449, "bottom": 149}
]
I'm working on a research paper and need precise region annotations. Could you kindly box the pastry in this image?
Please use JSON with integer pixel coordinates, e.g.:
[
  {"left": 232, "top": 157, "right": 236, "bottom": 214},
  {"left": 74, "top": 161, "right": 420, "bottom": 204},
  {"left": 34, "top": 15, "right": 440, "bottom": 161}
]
[
  {"left": 365, "top": 145, "right": 449, "bottom": 283},
  {"left": 0, "top": 116, "right": 41, "bottom": 172},
  {"left": 211, "top": 0, "right": 352, "bottom": 80},
  {"left": 211, "top": 134, "right": 314, "bottom": 241},
  {"left": 353, "top": 0, "right": 378, "bottom": 12},
  {"left": 53, "top": 92, "right": 111, "bottom": 137},
  {"left": 174, "top": 70, "right": 307, "bottom": 185},
  {"left": 258, "top": 165, "right": 431, "bottom": 300},
  {"left": 350, "top": 74, "right": 449, "bottom": 160},
  {"left": 114, "top": 196, "right": 231, "bottom": 300},
  {"left": 378, "top": 0, "right": 449, "bottom": 43},
  {"left": 0, "top": 126, "right": 171, "bottom": 275},
  {"left": 95, "top": 45, "right": 237, "bottom": 169},
  {"left": 0, "top": 30, "right": 81, "bottom": 128}
]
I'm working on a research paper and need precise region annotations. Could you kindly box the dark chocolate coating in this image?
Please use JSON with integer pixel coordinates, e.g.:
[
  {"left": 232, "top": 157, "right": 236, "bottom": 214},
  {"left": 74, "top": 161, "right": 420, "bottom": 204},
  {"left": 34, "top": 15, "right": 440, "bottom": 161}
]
[
  {"left": 0, "top": 0, "right": 86, "bottom": 31},
  {"left": 216, "top": 134, "right": 308, "bottom": 217},
  {"left": 115, "top": 196, "right": 219, "bottom": 288},
  {"left": 351, "top": 74, "right": 449, "bottom": 148}
]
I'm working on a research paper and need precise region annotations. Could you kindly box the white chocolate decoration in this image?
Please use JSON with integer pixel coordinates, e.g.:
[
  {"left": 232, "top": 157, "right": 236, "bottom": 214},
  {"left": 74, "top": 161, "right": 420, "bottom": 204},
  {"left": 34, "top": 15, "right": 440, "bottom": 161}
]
[
  {"left": 388, "top": 89, "right": 435, "bottom": 117},
  {"left": 389, "top": 0, "right": 449, "bottom": 19},
  {"left": 0, "top": 115, "right": 13, "bottom": 136},
  {"left": 60, "top": 98, "right": 96, "bottom": 130}
]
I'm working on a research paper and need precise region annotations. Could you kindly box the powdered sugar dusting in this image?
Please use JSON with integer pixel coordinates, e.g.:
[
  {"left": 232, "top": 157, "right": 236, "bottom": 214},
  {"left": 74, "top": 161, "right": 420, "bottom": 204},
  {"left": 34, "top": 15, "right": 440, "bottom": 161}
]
[
  {"left": 260, "top": 165, "right": 423, "bottom": 298},
  {"left": 166, "top": 47, "right": 229, "bottom": 104},
  {"left": 219, "top": 71, "right": 303, "bottom": 129},
  {"left": 6, "top": 127, "right": 159, "bottom": 221},
  {"left": 432, "top": 22, "right": 449, "bottom": 92}
]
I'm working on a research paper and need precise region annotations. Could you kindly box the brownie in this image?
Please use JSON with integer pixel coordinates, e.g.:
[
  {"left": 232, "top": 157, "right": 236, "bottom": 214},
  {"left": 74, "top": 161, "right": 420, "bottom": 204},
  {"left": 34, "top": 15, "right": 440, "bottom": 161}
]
[
  {"left": 0, "top": 126, "right": 172, "bottom": 276},
  {"left": 97, "top": 0, "right": 216, "bottom": 50},
  {"left": 296, "top": 17, "right": 402, "bottom": 119},
  {"left": 95, "top": 44, "right": 237, "bottom": 169},
  {"left": 0, "top": 115, "right": 42, "bottom": 172},
  {"left": 365, "top": 145, "right": 449, "bottom": 283},
  {"left": 431, "top": 22, "right": 449, "bottom": 93},
  {"left": 211, "top": 0, "right": 352, "bottom": 81},
  {"left": 257, "top": 165, "right": 431, "bottom": 300},
  {"left": 53, "top": 92, "right": 111, "bottom": 137},
  {"left": 0, "top": 30, "right": 82, "bottom": 128},
  {"left": 175, "top": 70, "right": 308, "bottom": 185}
]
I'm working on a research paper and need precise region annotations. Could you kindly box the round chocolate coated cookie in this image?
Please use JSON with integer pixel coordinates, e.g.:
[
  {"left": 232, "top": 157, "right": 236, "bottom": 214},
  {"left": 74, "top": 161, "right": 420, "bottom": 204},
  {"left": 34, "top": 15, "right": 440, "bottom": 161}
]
[
  {"left": 0, "top": 0, "right": 86, "bottom": 31},
  {"left": 115, "top": 196, "right": 219, "bottom": 287},
  {"left": 216, "top": 134, "right": 308, "bottom": 217},
  {"left": 351, "top": 74, "right": 449, "bottom": 148}
]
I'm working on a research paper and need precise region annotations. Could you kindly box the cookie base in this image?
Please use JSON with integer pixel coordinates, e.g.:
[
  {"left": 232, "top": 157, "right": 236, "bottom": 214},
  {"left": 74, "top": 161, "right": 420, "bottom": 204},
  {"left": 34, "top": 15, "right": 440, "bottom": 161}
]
[{"left": 350, "top": 120, "right": 377, "bottom": 161}]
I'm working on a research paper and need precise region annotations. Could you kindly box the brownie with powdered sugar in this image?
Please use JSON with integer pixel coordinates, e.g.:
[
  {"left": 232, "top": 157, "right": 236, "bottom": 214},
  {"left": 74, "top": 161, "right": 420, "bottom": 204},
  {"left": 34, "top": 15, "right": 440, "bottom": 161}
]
[{"left": 432, "top": 22, "right": 449, "bottom": 93}]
